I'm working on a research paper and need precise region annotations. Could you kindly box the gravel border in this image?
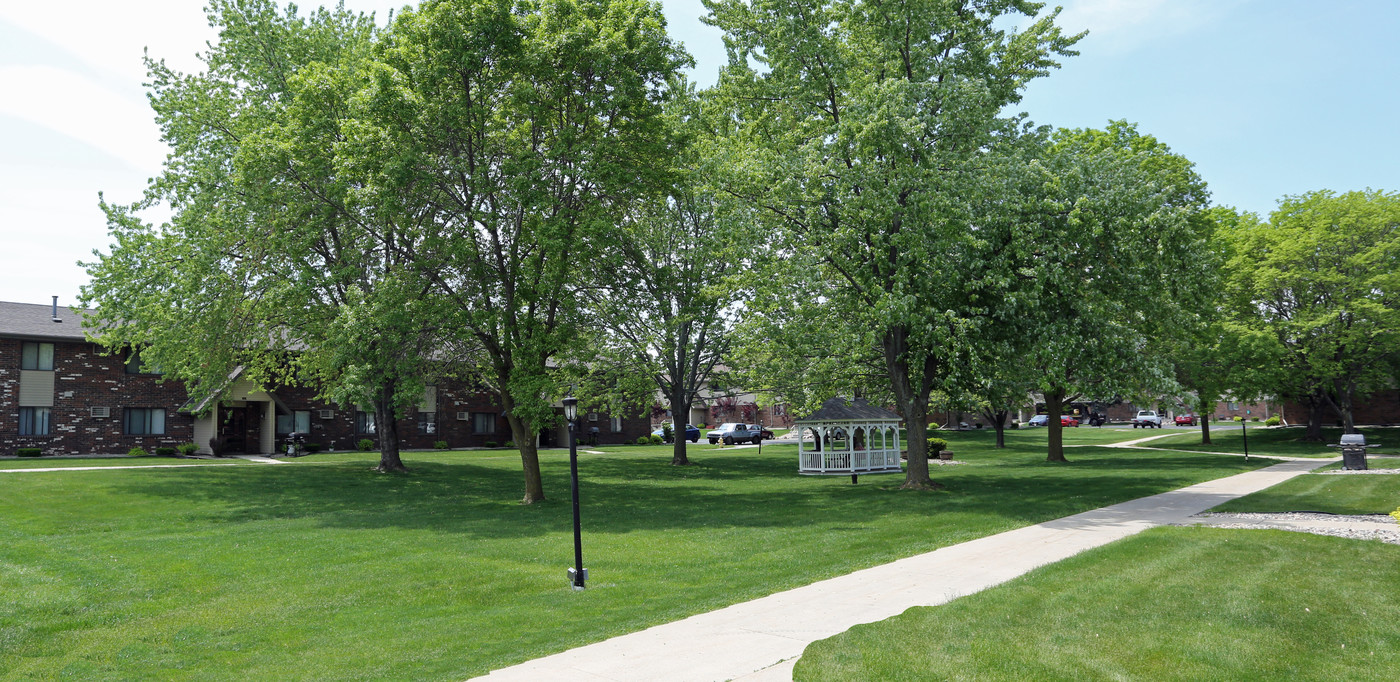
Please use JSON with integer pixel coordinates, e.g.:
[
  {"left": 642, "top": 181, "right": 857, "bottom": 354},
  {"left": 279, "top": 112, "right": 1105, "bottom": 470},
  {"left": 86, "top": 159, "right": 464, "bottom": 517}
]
[{"left": 1179, "top": 512, "right": 1400, "bottom": 545}]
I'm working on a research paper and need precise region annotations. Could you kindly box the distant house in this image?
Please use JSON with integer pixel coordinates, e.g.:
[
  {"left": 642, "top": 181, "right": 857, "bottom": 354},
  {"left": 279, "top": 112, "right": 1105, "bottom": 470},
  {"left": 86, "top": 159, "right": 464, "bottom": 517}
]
[{"left": 0, "top": 300, "right": 649, "bottom": 456}]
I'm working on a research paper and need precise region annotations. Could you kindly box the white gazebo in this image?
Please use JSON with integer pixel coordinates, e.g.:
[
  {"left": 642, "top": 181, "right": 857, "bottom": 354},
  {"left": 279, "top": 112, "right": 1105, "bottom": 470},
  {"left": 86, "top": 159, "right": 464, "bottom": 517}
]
[{"left": 795, "top": 397, "right": 904, "bottom": 481}]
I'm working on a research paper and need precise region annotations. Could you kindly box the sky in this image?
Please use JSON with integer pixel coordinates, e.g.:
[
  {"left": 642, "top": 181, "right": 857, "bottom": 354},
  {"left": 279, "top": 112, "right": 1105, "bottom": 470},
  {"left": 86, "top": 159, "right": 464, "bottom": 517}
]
[{"left": 2, "top": 0, "right": 1398, "bottom": 306}]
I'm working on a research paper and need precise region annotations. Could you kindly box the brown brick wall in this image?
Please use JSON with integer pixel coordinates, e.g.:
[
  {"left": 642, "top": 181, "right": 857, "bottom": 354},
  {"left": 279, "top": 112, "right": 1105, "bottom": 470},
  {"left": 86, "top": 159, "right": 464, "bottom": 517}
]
[{"left": 1281, "top": 390, "right": 1400, "bottom": 427}]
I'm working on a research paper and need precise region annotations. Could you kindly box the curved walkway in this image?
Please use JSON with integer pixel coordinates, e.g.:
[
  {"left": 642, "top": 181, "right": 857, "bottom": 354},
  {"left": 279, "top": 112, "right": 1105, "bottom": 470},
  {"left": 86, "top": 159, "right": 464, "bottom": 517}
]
[{"left": 475, "top": 458, "right": 1331, "bottom": 682}]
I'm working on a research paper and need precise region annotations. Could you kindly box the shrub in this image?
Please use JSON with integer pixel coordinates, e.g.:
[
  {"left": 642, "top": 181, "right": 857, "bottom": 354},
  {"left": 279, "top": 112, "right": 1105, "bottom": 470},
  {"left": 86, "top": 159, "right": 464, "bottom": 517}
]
[
  {"left": 925, "top": 437, "right": 949, "bottom": 457},
  {"left": 155, "top": 446, "right": 178, "bottom": 457},
  {"left": 1250, "top": 417, "right": 1260, "bottom": 421},
  {"left": 434, "top": 440, "right": 449, "bottom": 450},
  {"left": 16, "top": 447, "right": 42, "bottom": 457},
  {"left": 1264, "top": 415, "right": 1282, "bottom": 427},
  {"left": 177, "top": 443, "right": 199, "bottom": 457},
  {"left": 128, "top": 447, "right": 149, "bottom": 457},
  {"left": 1391, "top": 507, "right": 1400, "bottom": 525},
  {"left": 484, "top": 441, "right": 498, "bottom": 449},
  {"left": 662, "top": 423, "right": 674, "bottom": 441},
  {"left": 1009, "top": 422, "right": 1019, "bottom": 430},
  {"left": 650, "top": 434, "right": 663, "bottom": 445},
  {"left": 504, "top": 440, "right": 515, "bottom": 448},
  {"left": 356, "top": 438, "right": 375, "bottom": 452},
  {"left": 1233, "top": 416, "right": 1244, "bottom": 422},
  {"left": 928, "top": 422, "right": 940, "bottom": 430},
  {"left": 303, "top": 443, "right": 324, "bottom": 453},
  {"left": 636, "top": 436, "right": 650, "bottom": 445}
]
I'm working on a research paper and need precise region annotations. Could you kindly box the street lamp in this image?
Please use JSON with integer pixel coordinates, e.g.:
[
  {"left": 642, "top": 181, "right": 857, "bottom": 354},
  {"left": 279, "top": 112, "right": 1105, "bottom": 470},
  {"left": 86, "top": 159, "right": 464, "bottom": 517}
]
[{"left": 562, "top": 394, "right": 586, "bottom": 590}]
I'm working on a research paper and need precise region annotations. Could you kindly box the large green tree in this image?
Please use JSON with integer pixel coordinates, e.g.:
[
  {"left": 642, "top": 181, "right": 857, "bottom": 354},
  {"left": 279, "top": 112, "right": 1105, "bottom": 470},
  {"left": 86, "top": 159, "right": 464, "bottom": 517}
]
[
  {"left": 1010, "top": 122, "right": 1215, "bottom": 462},
  {"left": 705, "top": 0, "right": 1082, "bottom": 489},
  {"left": 82, "top": 0, "right": 433, "bottom": 472},
  {"left": 1224, "top": 189, "right": 1400, "bottom": 436},
  {"left": 357, "top": 0, "right": 690, "bottom": 501}
]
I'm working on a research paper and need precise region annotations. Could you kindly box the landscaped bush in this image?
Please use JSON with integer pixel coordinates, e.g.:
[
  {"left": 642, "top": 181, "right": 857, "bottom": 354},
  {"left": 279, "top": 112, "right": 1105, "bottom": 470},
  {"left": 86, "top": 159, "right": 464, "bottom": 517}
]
[
  {"left": 1265, "top": 415, "right": 1282, "bottom": 426},
  {"left": 636, "top": 436, "right": 650, "bottom": 445},
  {"left": 155, "top": 446, "right": 178, "bottom": 456},
  {"left": 178, "top": 443, "right": 199, "bottom": 457},
  {"left": 433, "top": 440, "right": 449, "bottom": 450},
  {"left": 650, "top": 434, "right": 663, "bottom": 445},
  {"left": 662, "top": 424, "right": 674, "bottom": 441},
  {"left": 928, "top": 422, "right": 940, "bottom": 430},
  {"left": 926, "top": 437, "right": 949, "bottom": 457},
  {"left": 16, "top": 447, "right": 42, "bottom": 457},
  {"left": 1233, "top": 416, "right": 1244, "bottom": 422},
  {"left": 303, "top": 443, "right": 324, "bottom": 453},
  {"left": 1391, "top": 507, "right": 1400, "bottom": 524},
  {"left": 503, "top": 441, "right": 515, "bottom": 448},
  {"left": 484, "top": 441, "right": 498, "bottom": 449},
  {"left": 1009, "top": 422, "right": 1019, "bottom": 429},
  {"left": 1251, "top": 417, "right": 1260, "bottom": 421},
  {"left": 356, "top": 439, "right": 374, "bottom": 452},
  {"left": 128, "top": 447, "right": 149, "bottom": 457}
]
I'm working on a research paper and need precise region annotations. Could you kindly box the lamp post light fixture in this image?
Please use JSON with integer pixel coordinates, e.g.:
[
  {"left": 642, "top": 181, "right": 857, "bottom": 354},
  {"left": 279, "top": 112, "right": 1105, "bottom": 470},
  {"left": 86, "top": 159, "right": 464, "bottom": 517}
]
[{"left": 562, "top": 394, "right": 586, "bottom": 590}]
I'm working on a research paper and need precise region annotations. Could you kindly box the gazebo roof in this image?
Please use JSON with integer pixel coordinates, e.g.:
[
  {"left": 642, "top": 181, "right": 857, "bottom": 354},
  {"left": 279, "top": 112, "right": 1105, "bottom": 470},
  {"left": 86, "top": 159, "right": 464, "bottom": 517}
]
[{"left": 795, "top": 397, "right": 902, "bottom": 423}]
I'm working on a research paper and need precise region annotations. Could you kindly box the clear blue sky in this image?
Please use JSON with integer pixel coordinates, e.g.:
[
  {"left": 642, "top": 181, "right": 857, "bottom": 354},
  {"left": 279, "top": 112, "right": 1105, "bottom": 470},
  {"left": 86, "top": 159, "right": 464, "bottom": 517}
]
[{"left": 3, "top": 0, "right": 1397, "bottom": 305}]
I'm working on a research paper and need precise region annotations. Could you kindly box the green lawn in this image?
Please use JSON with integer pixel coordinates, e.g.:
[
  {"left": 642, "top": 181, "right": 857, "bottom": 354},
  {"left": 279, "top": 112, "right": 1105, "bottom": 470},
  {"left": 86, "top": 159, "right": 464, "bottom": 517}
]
[
  {"left": 1149, "top": 425, "right": 1398, "bottom": 458},
  {"left": 1211, "top": 472, "right": 1400, "bottom": 515},
  {"left": 2, "top": 431, "right": 1265, "bottom": 679},
  {"left": 796, "top": 526, "right": 1400, "bottom": 681},
  {"left": 0, "top": 457, "right": 247, "bottom": 470}
]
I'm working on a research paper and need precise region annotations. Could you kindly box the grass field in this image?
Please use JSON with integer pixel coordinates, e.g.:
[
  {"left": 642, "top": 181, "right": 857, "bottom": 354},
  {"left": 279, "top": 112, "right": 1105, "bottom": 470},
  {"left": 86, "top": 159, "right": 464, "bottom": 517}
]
[
  {"left": 795, "top": 527, "right": 1400, "bottom": 681},
  {"left": 1150, "top": 425, "right": 1399, "bottom": 458},
  {"left": 2, "top": 430, "right": 1267, "bottom": 679},
  {"left": 1211, "top": 471, "right": 1400, "bottom": 515}
]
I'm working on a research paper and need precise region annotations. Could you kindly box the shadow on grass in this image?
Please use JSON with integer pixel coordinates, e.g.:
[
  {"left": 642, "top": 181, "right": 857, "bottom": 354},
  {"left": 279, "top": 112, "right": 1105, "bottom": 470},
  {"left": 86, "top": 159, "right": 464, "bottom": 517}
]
[{"left": 105, "top": 444, "right": 1268, "bottom": 542}]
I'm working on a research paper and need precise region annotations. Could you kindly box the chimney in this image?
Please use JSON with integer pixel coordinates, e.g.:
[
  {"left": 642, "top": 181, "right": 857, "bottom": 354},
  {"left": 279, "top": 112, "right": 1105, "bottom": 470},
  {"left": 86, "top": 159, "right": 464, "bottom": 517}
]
[{"left": 52, "top": 296, "right": 62, "bottom": 323}]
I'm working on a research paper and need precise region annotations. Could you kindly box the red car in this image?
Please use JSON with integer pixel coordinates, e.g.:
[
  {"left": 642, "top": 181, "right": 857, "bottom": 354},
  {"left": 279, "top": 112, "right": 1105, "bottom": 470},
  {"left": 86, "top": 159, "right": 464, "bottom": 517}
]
[
  {"left": 1174, "top": 415, "right": 1197, "bottom": 426},
  {"left": 1060, "top": 415, "right": 1080, "bottom": 428}
]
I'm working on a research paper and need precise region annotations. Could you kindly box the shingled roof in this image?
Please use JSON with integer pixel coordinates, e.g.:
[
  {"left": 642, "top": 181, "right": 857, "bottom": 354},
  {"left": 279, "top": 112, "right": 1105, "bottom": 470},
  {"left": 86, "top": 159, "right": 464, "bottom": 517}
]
[
  {"left": 0, "top": 300, "right": 93, "bottom": 341},
  {"left": 795, "top": 397, "right": 902, "bottom": 423}
]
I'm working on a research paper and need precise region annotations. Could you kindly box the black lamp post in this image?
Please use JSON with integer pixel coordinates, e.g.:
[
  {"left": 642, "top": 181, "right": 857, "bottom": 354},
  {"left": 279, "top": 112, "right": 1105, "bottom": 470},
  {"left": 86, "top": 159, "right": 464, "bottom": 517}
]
[{"left": 562, "top": 395, "right": 586, "bottom": 590}]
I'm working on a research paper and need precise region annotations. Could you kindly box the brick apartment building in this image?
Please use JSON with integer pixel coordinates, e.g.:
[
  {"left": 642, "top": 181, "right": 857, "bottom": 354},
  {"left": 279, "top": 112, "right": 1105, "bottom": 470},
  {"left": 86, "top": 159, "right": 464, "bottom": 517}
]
[{"left": 1, "top": 300, "right": 650, "bottom": 457}]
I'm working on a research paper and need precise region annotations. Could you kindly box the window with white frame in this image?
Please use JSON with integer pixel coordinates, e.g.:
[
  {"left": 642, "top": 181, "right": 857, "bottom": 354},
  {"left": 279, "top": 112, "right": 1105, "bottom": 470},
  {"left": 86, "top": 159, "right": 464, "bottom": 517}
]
[
  {"left": 276, "top": 410, "right": 311, "bottom": 435},
  {"left": 21, "top": 342, "right": 54, "bottom": 371},
  {"left": 418, "top": 412, "right": 437, "bottom": 435},
  {"left": 19, "top": 407, "right": 51, "bottom": 435},
  {"left": 124, "top": 408, "right": 166, "bottom": 435},
  {"left": 610, "top": 416, "right": 622, "bottom": 432}
]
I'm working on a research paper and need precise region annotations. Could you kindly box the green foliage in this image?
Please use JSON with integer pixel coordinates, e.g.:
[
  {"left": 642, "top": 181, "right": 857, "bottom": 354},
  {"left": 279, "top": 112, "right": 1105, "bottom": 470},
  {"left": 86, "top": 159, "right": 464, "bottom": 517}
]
[
  {"left": 662, "top": 423, "right": 674, "bottom": 441},
  {"left": 926, "top": 438, "right": 950, "bottom": 456},
  {"left": 1233, "top": 416, "right": 1244, "bottom": 422},
  {"left": 356, "top": 439, "right": 375, "bottom": 452},
  {"left": 303, "top": 443, "right": 324, "bottom": 453},
  {"left": 636, "top": 436, "right": 651, "bottom": 445},
  {"left": 127, "top": 447, "right": 149, "bottom": 457},
  {"left": 177, "top": 443, "right": 200, "bottom": 457},
  {"left": 16, "top": 448, "right": 42, "bottom": 457},
  {"left": 650, "top": 435, "right": 664, "bottom": 445},
  {"left": 503, "top": 441, "right": 515, "bottom": 449},
  {"left": 484, "top": 441, "right": 499, "bottom": 449},
  {"left": 1391, "top": 507, "right": 1400, "bottom": 524},
  {"left": 1264, "top": 416, "right": 1282, "bottom": 426},
  {"left": 433, "top": 441, "right": 449, "bottom": 450},
  {"left": 155, "top": 447, "right": 178, "bottom": 457}
]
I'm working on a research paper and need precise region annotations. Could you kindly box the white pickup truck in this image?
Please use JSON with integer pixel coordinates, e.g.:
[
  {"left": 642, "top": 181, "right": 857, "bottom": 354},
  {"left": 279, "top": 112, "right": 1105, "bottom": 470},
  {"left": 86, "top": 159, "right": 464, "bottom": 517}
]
[{"left": 1131, "top": 410, "right": 1163, "bottom": 428}]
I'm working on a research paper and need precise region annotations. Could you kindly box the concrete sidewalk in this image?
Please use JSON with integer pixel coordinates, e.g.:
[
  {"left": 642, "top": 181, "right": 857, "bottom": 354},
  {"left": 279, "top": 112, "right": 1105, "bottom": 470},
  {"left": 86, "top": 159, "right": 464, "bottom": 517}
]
[{"left": 475, "top": 459, "right": 1330, "bottom": 682}]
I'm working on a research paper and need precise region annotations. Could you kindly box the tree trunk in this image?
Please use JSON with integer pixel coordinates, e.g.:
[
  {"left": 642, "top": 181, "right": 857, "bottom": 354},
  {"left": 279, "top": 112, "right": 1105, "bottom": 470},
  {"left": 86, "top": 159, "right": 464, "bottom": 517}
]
[
  {"left": 1331, "top": 378, "right": 1358, "bottom": 434},
  {"left": 669, "top": 387, "right": 690, "bottom": 466},
  {"left": 373, "top": 388, "right": 408, "bottom": 473},
  {"left": 881, "top": 327, "right": 939, "bottom": 490},
  {"left": 1197, "top": 397, "right": 1214, "bottom": 445},
  {"left": 506, "top": 409, "right": 546, "bottom": 504},
  {"left": 1045, "top": 388, "right": 1068, "bottom": 463},
  {"left": 1303, "top": 390, "right": 1326, "bottom": 442},
  {"left": 985, "top": 409, "right": 1008, "bottom": 448}
]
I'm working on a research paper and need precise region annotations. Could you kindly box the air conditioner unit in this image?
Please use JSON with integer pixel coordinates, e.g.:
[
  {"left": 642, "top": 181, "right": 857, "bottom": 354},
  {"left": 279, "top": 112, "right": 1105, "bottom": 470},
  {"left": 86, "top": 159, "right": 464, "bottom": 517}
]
[
  {"left": 90, "top": 406, "right": 110, "bottom": 418},
  {"left": 317, "top": 409, "right": 334, "bottom": 420},
  {"left": 588, "top": 412, "right": 599, "bottom": 422},
  {"left": 457, "top": 411, "right": 470, "bottom": 421}
]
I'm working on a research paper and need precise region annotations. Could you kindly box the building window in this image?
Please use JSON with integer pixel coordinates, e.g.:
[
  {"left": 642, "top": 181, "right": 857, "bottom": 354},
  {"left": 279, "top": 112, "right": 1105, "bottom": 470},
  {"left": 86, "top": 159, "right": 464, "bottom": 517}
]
[
  {"left": 19, "top": 407, "right": 51, "bottom": 436},
  {"left": 472, "top": 412, "right": 496, "bottom": 435},
  {"left": 124, "top": 408, "right": 166, "bottom": 435},
  {"left": 21, "top": 342, "right": 54, "bottom": 371},
  {"left": 355, "top": 411, "right": 376, "bottom": 435},
  {"left": 418, "top": 412, "right": 437, "bottom": 435},
  {"left": 124, "top": 350, "right": 163, "bottom": 375},
  {"left": 276, "top": 410, "right": 311, "bottom": 435},
  {"left": 610, "top": 416, "right": 622, "bottom": 433}
]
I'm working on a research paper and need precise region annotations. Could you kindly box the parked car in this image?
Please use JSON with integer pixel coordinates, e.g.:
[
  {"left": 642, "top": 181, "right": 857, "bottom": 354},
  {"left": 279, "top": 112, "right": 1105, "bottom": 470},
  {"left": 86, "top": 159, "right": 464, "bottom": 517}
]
[
  {"left": 652, "top": 423, "right": 701, "bottom": 443},
  {"left": 1026, "top": 414, "right": 1049, "bottom": 427},
  {"left": 706, "top": 423, "right": 764, "bottom": 445},
  {"left": 756, "top": 426, "right": 776, "bottom": 440},
  {"left": 1060, "top": 415, "right": 1080, "bottom": 428},
  {"left": 1132, "top": 410, "right": 1164, "bottom": 428},
  {"left": 1174, "top": 414, "right": 1197, "bottom": 426}
]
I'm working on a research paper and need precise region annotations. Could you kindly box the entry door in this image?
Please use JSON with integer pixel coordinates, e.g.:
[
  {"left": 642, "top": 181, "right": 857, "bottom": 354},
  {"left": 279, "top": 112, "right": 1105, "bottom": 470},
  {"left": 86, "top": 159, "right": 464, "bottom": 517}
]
[{"left": 220, "top": 408, "right": 248, "bottom": 454}]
